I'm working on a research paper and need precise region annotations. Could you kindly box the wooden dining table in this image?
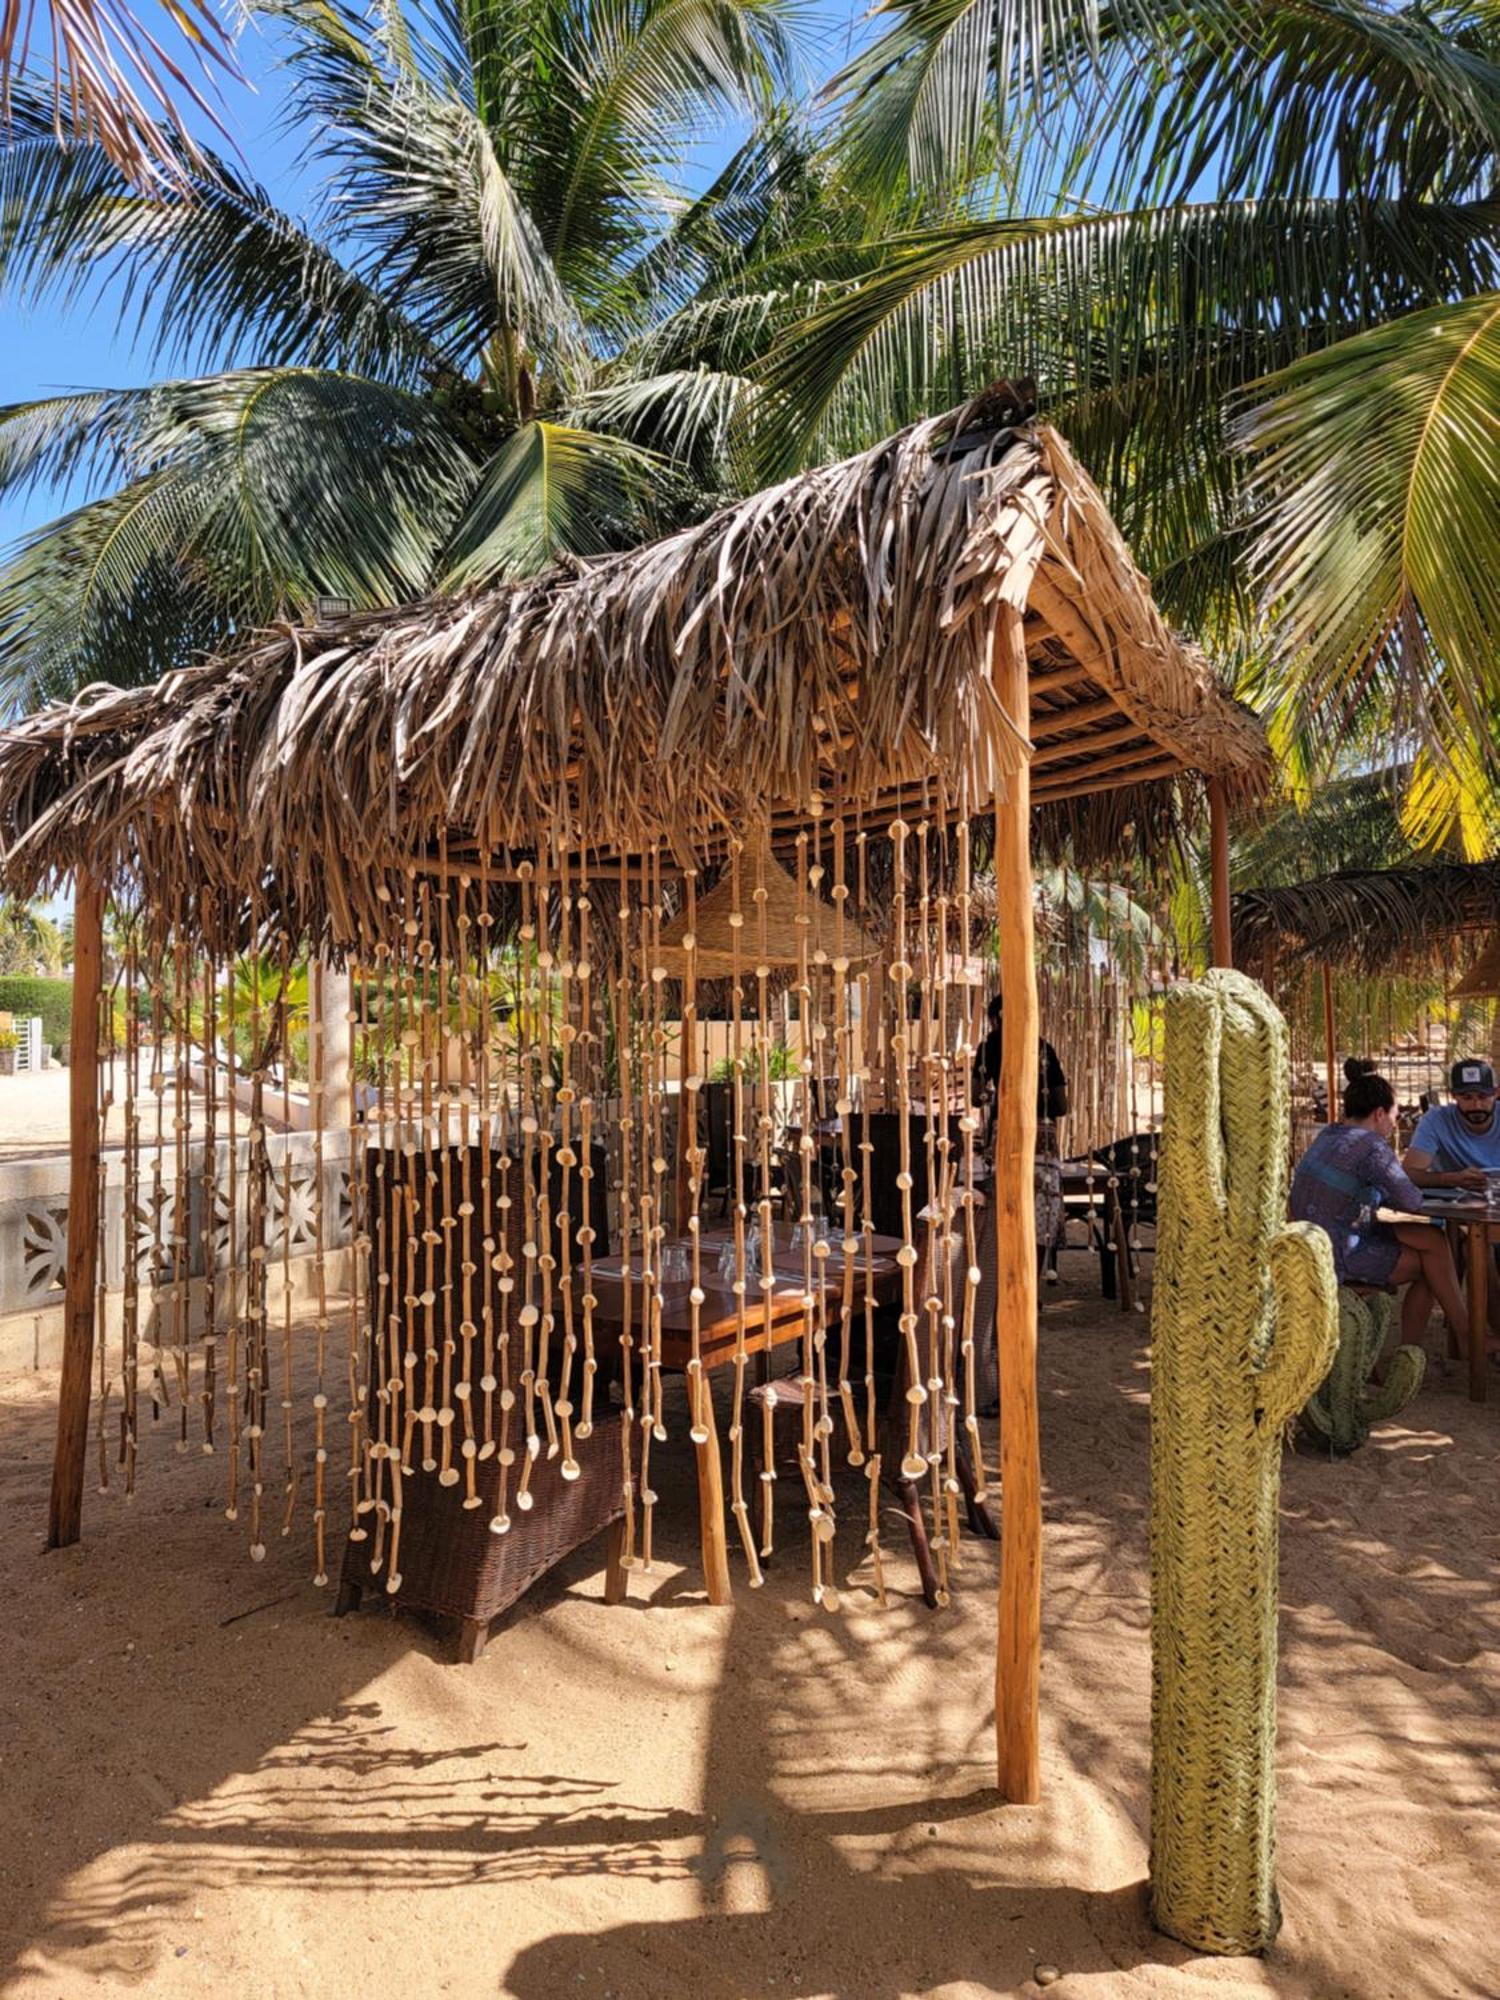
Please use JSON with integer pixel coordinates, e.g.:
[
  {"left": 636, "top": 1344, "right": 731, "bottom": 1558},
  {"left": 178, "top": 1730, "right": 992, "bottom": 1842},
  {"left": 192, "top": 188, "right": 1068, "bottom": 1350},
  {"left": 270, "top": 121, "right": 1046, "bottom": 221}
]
[
  {"left": 586, "top": 1224, "right": 905, "bottom": 1602},
  {"left": 1378, "top": 1196, "right": 1499, "bottom": 1404}
]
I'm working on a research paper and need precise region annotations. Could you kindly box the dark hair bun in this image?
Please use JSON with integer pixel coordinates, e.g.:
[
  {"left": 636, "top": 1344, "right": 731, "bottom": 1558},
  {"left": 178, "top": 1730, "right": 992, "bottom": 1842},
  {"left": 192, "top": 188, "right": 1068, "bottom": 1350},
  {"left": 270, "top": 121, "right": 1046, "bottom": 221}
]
[{"left": 1344, "top": 1056, "right": 1377, "bottom": 1083}]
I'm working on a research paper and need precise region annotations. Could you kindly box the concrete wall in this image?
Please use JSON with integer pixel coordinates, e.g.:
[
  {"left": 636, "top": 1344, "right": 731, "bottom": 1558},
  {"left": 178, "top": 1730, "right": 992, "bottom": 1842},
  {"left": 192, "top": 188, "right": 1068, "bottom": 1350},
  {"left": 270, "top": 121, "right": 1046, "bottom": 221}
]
[{"left": 0, "top": 1129, "right": 355, "bottom": 1376}]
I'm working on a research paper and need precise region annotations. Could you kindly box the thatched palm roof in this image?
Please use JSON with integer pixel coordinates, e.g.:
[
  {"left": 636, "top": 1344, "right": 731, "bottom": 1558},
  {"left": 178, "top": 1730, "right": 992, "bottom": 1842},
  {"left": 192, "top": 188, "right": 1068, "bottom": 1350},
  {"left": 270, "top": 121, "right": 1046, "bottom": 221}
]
[
  {"left": 0, "top": 387, "right": 1265, "bottom": 948},
  {"left": 1234, "top": 860, "right": 1500, "bottom": 975},
  {"left": 1454, "top": 935, "right": 1500, "bottom": 998}
]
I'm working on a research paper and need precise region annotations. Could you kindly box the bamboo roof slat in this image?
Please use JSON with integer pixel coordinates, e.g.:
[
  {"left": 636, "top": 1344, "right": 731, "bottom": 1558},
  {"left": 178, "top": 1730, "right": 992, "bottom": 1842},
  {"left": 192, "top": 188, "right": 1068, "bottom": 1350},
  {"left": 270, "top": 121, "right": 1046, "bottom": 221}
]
[
  {"left": 1032, "top": 755, "right": 1183, "bottom": 803},
  {"left": 1030, "top": 695, "right": 1124, "bottom": 741},
  {"left": 1030, "top": 719, "right": 1147, "bottom": 771}
]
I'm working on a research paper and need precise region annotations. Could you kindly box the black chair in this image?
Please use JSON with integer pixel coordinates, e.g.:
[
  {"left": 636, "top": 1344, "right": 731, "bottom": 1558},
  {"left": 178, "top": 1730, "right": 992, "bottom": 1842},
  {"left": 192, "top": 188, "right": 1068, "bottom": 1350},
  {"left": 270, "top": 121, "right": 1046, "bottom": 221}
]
[
  {"left": 1092, "top": 1131, "right": 1158, "bottom": 1295},
  {"left": 703, "top": 1080, "right": 733, "bottom": 1215},
  {"left": 844, "top": 1110, "right": 963, "bottom": 1242},
  {"left": 1093, "top": 1131, "right": 1158, "bottom": 1232}
]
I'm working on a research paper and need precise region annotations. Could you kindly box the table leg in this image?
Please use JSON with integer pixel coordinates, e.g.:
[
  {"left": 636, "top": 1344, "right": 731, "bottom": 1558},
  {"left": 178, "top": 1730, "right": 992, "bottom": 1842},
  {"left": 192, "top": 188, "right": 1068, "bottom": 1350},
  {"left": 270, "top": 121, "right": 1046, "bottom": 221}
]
[
  {"left": 1114, "top": 1197, "right": 1136, "bottom": 1315},
  {"left": 693, "top": 1368, "right": 734, "bottom": 1605},
  {"left": 1104, "top": 1182, "right": 1133, "bottom": 1315},
  {"left": 1467, "top": 1222, "right": 1488, "bottom": 1405},
  {"left": 603, "top": 1517, "right": 629, "bottom": 1606}
]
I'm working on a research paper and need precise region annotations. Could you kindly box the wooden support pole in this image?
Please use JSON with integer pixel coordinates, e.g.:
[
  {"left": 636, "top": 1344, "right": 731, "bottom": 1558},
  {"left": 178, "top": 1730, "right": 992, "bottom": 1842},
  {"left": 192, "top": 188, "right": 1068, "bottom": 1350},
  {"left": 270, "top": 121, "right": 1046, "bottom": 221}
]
[
  {"left": 314, "top": 961, "right": 353, "bottom": 1130},
  {"left": 47, "top": 869, "right": 105, "bottom": 1550},
  {"left": 1208, "top": 777, "right": 1232, "bottom": 969},
  {"left": 1322, "top": 963, "right": 1338, "bottom": 1123},
  {"left": 992, "top": 605, "right": 1042, "bottom": 1804}
]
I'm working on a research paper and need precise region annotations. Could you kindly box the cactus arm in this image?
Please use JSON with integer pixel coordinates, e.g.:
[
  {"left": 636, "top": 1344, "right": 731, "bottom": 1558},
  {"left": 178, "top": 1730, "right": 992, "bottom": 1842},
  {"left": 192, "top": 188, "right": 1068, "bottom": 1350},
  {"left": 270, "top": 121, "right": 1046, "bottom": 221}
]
[
  {"left": 1365, "top": 1346, "right": 1427, "bottom": 1424},
  {"left": 1257, "top": 1224, "right": 1340, "bottom": 1429},
  {"left": 1212, "top": 972, "right": 1292, "bottom": 1237},
  {"left": 1160, "top": 982, "right": 1228, "bottom": 1231},
  {"left": 1298, "top": 1288, "right": 1426, "bottom": 1451}
]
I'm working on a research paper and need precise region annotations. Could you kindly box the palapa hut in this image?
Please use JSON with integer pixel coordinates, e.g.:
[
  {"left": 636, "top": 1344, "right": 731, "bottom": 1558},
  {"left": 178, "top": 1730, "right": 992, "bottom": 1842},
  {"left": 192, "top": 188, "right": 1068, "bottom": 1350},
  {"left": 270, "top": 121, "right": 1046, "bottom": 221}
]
[
  {"left": 0, "top": 386, "right": 1266, "bottom": 1803},
  {"left": 1233, "top": 859, "right": 1500, "bottom": 1114},
  {"left": 1234, "top": 859, "right": 1500, "bottom": 978}
]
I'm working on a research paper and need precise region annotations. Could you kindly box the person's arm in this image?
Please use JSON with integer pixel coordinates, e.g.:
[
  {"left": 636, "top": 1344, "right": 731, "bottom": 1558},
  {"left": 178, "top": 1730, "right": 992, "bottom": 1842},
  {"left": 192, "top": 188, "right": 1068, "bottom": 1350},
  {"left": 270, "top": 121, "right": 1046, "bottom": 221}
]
[
  {"left": 1044, "top": 1042, "right": 1069, "bottom": 1119},
  {"left": 1401, "top": 1145, "right": 1485, "bottom": 1191},
  {"left": 1403, "top": 1114, "right": 1486, "bottom": 1191},
  {"left": 1371, "top": 1140, "right": 1437, "bottom": 1213}
]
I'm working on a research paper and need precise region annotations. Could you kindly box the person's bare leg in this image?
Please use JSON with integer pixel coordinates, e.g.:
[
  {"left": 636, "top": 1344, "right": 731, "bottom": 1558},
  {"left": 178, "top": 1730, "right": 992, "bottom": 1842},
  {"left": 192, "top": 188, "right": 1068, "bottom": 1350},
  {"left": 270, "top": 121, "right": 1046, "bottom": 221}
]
[{"left": 1394, "top": 1225, "right": 1469, "bottom": 1346}]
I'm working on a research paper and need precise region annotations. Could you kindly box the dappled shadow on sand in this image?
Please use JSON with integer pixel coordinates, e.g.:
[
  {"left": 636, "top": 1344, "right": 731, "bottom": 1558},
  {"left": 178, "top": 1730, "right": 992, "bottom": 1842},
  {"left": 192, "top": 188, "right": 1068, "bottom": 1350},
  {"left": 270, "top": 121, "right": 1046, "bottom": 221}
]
[
  {"left": 2, "top": 1252, "right": 1495, "bottom": 1999},
  {"left": 505, "top": 1269, "right": 1499, "bottom": 2000}
]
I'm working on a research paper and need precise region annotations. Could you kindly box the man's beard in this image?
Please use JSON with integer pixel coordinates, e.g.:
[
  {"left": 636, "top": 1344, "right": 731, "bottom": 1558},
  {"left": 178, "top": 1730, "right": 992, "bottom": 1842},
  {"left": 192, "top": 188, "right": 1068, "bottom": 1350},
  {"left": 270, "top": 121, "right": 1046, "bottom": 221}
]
[{"left": 1459, "top": 1106, "right": 1495, "bottom": 1128}]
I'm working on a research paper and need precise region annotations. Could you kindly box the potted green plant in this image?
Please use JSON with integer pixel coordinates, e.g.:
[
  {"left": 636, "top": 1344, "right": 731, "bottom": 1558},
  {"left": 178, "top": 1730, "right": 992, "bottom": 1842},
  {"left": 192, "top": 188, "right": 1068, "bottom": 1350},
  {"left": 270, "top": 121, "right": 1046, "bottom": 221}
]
[{"left": 0, "top": 1029, "right": 18, "bottom": 1076}]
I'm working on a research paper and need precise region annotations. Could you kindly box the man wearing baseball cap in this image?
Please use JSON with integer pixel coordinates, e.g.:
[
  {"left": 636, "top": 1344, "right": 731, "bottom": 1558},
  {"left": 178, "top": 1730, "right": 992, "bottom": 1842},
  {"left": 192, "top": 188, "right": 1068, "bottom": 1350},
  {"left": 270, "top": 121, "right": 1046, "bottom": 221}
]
[
  {"left": 1404, "top": 1059, "right": 1500, "bottom": 1342},
  {"left": 1404, "top": 1058, "right": 1500, "bottom": 1191}
]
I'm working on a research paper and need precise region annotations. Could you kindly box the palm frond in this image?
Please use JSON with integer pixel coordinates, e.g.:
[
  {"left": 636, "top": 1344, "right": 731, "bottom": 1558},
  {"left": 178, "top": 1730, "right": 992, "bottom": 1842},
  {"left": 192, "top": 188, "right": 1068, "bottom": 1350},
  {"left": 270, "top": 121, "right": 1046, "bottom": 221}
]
[
  {"left": 441, "top": 419, "right": 667, "bottom": 582},
  {"left": 1401, "top": 738, "right": 1500, "bottom": 862},
  {"left": 830, "top": 0, "right": 1500, "bottom": 216},
  {"left": 1, "top": 0, "right": 239, "bottom": 189},
  {"left": 0, "top": 82, "right": 445, "bottom": 379},
  {"left": 543, "top": 0, "right": 805, "bottom": 275},
  {"left": 265, "top": 2, "right": 583, "bottom": 372},
  {"left": 756, "top": 198, "right": 1500, "bottom": 477},
  {"left": 569, "top": 366, "right": 753, "bottom": 483},
  {"left": 1241, "top": 292, "right": 1500, "bottom": 771},
  {"left": 0, "top": 369, "right": 478, "bottom": 708}
]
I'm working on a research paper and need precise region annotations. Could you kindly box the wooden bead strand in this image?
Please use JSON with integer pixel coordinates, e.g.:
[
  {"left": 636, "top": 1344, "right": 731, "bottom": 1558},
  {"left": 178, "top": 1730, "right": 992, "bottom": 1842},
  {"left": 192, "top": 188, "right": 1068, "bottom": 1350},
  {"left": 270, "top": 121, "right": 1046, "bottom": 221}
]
[
  {"left": 276, "top": 933, "right": 298, "bottom": 1538},
  {"left": 198, "top": 915, "right": 219, "bottom": 1460},
  {"left": 123, "top": 920, "right": 144, "bottom": 1488}
]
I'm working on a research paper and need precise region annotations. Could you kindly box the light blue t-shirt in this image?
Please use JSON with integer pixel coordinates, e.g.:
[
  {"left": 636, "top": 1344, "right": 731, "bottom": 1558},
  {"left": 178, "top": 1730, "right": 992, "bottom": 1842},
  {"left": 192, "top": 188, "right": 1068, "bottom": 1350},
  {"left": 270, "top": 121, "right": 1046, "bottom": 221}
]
[{"left": 1408, "top": 1102, "right": 1500, "bottom": 1172}]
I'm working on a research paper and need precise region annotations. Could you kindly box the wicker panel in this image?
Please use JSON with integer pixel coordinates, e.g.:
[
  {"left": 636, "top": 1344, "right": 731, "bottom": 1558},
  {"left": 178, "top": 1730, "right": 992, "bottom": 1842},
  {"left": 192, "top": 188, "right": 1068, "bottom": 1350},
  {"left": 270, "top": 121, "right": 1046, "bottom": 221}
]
[{"left": 339, "top": 1409, "right": 629, "bottom": 1630}]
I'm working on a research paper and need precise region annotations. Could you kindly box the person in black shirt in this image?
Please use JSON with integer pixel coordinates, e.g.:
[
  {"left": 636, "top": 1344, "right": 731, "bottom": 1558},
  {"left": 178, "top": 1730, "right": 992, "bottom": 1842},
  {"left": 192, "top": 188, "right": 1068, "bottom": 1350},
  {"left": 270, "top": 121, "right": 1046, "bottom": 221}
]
[
  {"left": 974, "top": 995, "right": 1069, "bottom": 1122},
  {"left": 974, "top": 993, "right": 1069, "bottom": 1287}
]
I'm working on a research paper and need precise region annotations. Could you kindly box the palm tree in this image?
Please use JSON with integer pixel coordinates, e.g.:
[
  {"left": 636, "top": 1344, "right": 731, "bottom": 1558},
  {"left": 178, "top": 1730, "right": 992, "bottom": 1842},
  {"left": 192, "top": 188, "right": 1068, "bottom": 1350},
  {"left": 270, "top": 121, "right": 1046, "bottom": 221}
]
[
  {"left": 732, "top": 0, "right": 1500, "bottom": 838},
  {"left": 0, "top": 0, "right": 802, "bottom": 704},
  {"left": 0, "top": 899, "right": 67, "bottom": 974}
]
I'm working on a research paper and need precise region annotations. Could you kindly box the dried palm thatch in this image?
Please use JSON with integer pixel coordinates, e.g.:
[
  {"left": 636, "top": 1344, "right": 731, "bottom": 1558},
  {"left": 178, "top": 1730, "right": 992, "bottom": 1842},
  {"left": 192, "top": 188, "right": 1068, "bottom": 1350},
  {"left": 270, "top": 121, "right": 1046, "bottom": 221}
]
[
  {"left": 1233, "top": 861, "right": 1500, "bottom": 976},
  {"left": 1455, "top": 934, "right": 1500, "bottom": 999},
  {"left": 0, "top": 388, "right": 1266, "bottom": 947},
  {"left": 656, "top": 843, "right": 878, "bottom": 976}
]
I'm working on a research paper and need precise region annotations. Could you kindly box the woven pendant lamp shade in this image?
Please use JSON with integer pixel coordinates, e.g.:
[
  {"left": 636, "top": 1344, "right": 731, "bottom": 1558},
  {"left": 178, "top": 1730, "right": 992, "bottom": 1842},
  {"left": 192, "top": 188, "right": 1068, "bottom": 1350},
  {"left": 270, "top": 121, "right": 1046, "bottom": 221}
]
[
  {"left": 1454, "top": 935, "right": 1500, "bottom": 998},
  {"left": 656, "top": 844, "right": 878, "bottom": 977}
]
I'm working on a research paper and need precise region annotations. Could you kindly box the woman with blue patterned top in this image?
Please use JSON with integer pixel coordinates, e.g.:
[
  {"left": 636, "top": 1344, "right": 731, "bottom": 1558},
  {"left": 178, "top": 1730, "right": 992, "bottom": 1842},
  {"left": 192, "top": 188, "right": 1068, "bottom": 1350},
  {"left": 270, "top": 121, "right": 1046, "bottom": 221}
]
[{"left": 1291, "top": 1061, "right": 1470, "bottom": 1354}]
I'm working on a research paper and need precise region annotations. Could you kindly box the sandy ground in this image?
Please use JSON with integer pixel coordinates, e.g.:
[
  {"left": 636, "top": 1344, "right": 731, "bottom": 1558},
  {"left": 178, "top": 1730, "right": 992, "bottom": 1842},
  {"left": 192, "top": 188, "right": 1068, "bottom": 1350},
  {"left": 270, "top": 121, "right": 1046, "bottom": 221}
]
[
  {"left": 1, "top": 1256, "right": 1496, "bottom": 2000},
  {"left": 0, "top": 1066, "right": 84, "bottom": 1158},
  {"left": 0, "top": 1065, "right": 290, "bottom": 1159}
]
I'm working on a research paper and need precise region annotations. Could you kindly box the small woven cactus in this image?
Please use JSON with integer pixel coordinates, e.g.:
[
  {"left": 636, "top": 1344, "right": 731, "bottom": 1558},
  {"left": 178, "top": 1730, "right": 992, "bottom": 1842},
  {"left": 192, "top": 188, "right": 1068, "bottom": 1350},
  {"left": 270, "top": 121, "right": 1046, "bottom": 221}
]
[
  {"left": 1150, "top": 970, "right": 1339, "bottom": 1955},
  {"left": 1301, "top": 1289, "right": 1425, "bottom": 1455}
]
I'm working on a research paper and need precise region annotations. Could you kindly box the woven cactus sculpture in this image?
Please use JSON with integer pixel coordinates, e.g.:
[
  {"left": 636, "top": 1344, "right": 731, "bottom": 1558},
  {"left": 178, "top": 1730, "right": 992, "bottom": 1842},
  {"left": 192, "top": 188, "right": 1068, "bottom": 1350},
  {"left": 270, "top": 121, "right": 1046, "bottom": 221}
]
[
  {"left": 1301, "top": 1289, "right": 1425, "bottom": 1455},
  {"left": 1150, "top": 970, "right": 1339, "bottom": 1955}
]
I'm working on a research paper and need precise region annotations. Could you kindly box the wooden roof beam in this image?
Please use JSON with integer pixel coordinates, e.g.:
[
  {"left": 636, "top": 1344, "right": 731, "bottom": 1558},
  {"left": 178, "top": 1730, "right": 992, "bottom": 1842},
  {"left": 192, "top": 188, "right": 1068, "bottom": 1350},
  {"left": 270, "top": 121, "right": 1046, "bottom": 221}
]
[{"left": 1029, "top": 718, "right": 1149, "bottom": 771}]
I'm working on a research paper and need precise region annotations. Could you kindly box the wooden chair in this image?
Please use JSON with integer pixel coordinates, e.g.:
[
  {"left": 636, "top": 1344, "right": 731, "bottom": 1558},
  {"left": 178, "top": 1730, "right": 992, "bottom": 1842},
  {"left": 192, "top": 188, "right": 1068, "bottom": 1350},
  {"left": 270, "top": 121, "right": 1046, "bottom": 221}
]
[{"left": 843, "top": 1110, "right": 962, "bottom": 1243}]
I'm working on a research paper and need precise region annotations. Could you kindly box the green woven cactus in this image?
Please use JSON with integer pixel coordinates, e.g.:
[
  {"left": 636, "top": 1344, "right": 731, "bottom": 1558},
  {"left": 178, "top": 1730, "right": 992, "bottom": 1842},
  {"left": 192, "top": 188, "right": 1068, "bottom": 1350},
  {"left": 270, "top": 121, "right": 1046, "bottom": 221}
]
[
  {"left": 1150, "top": 969, "right": 1340, "bottom": 1955},
  {"left": 1301, "top": 1289, "right": 1425, "bottom": 1455}
]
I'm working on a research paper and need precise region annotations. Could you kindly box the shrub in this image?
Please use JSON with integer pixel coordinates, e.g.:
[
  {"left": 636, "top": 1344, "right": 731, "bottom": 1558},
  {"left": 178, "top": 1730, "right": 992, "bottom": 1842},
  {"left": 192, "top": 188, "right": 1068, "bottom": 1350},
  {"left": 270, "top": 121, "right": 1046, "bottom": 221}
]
[{"left": 0, "top": 975, "right": 75, "bottom": 1053}]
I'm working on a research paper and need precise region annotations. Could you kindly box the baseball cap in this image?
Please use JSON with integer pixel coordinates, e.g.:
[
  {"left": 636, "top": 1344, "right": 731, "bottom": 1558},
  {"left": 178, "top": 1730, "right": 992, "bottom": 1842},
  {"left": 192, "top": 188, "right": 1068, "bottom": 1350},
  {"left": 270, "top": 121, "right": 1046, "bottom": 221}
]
[{"left": 1449, "top": 1059, "right": 1496, "bottom": 1094}]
